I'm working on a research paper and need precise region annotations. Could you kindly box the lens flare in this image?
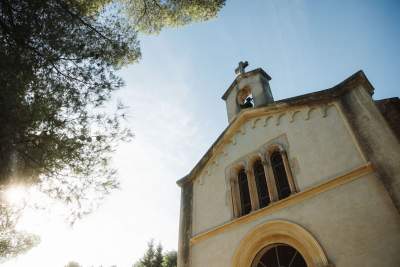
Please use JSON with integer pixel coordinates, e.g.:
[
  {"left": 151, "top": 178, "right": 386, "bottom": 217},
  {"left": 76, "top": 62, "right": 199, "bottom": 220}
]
[{"left": 4, "top": 185, "right": 28, "bottom": 205}]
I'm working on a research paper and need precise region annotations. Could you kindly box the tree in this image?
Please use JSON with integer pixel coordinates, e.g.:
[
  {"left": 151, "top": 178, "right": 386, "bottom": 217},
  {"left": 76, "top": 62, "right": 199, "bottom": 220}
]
[
  {"left": 154, "top": 243, "right": 164, "bottom": 267},
  {"left": 134, "top": 240, "right": 161, "bottom": 267},
  {"left": 0, "top": 0, "right": 225, "bottom": 261},
  {"left": 0, "top": 203, "right": 39, "bottom": 262},
  {"left": 122, "top": 0, "right": 226, "bottom": 34},
  {"left": 134, "top": 241, "right": 177, "bottom": 267},
  {"left": 0, "top": 0, "right": 139, "bottom": 222},
  {"left": 162, "top": 251, "right": 177, "bottom": 267},
  {"left": 0, "top": 0, "right": 226, "bottom": 215}
]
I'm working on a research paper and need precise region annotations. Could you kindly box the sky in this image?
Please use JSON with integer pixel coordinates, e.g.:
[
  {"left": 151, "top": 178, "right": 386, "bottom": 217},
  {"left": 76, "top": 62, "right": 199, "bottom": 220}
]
[{"left": 4, "top": 0, "right": 400, "bottom": 266}]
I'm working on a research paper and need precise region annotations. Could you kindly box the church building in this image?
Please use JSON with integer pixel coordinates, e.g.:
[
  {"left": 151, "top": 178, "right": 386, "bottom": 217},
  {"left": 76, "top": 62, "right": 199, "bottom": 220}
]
[{"left": 177, "top": 63, "right": 400, "bottom": 267}]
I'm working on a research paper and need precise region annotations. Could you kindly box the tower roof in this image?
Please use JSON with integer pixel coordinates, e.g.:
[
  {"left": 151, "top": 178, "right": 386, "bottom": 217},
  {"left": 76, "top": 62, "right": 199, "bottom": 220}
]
[{"left": 221, "top": 68, "right": 272, "bottom": 100}]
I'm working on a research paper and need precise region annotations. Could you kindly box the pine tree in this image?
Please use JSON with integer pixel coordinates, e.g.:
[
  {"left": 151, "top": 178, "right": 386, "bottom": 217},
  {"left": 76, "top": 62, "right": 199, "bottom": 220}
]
[
  {"left": 154, "top": 243, "right": 164, "bottom": 267},
  {"left": 162, "top": 251, "right": 177, "bottom": 267},
  {"left": 134, "top": 241, "right": 177, "bottom": 267},
  {"left": 0, "top": 0, "right": 225, "bottom": 261},
  {"left": 134, "top": 240, "right": 162, "bottom": 267}
]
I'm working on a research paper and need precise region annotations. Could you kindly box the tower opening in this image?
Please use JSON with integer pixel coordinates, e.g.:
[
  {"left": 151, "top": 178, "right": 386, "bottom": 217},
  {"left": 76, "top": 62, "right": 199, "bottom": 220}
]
[{"left": 237, "top": 87, "right": 254, "bottom": 109}]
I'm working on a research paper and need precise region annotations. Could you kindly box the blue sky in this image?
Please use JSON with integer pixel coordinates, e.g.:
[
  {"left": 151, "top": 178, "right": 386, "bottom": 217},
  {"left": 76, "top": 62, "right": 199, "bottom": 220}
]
[
  {"left": 4, "top": 1, "right": 399, "bottom": 266},
  {"left": 131, "top": 0, "right": 400, "bottom": 141}
]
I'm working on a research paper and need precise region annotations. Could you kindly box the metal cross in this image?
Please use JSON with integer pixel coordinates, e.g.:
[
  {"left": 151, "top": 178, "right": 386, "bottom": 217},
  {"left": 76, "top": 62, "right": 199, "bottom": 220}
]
[{"left": 235, "top": 61, "right": 249, "bottom": 75}]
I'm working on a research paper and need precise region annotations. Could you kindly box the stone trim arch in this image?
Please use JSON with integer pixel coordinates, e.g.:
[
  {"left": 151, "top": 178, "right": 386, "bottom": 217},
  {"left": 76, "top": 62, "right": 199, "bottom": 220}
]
[
  {"left": 230, "top": 161, "right": 247, "bottom": 176},
  {"left": 247, "top": 151, "right": 266, "bottom": 167},
  {"left": 232, "top": 220, "right": 331, "bottom": 267},
  {"left": 265, "top": 143, "right": 289, "bottom": 158}
]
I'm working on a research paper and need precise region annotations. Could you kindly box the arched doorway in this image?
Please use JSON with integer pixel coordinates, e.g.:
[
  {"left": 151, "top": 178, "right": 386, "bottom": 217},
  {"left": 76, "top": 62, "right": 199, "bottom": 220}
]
[{"left": 252, "top": 244, "right": 307, "bottom": 267}]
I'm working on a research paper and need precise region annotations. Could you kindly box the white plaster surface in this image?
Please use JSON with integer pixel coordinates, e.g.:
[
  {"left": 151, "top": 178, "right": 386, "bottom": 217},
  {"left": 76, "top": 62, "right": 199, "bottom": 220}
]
[
  {"left": 193, "top": 103, "right": 365, "bottom": 235},
  {"left": 191, "top": 173, "right": 400, "bottom": 267}
]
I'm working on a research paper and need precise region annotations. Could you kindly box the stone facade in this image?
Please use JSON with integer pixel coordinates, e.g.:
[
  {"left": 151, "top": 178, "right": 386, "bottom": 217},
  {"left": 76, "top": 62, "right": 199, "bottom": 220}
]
[{"left": 177, "top": 68, "right": 400, "bottom": 267}]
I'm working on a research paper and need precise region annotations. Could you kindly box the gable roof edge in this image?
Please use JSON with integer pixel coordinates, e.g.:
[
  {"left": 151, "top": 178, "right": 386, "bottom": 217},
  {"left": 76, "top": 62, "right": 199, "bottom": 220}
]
[{"left": 177, "top": 70, "right": 374, "bottom": 187}]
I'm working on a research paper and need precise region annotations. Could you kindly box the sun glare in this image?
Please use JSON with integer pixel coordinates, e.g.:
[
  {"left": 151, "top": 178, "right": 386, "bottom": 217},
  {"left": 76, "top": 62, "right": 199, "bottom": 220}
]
[{"left": 4, "top": 185, "right": 28, "bottom": 206}]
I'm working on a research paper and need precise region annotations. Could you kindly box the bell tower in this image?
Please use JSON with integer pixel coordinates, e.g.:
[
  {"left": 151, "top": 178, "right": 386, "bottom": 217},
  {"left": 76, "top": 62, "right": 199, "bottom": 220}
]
[{"left": 221, "top": 61, "right": 274, "bottom": 123}]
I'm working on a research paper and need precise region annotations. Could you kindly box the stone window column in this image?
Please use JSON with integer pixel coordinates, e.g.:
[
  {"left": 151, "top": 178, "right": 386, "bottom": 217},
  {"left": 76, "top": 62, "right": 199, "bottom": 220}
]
[
  {"left": 281, "top": 150, "right": 297, "bottom": 194},
  {"left": 230, "top": 173, "right": 242, "bottom": 218},
  {"left": 262, "top": 158, "right": 279, "bottom": 202},
  {"left": 246, "top": 167, "right": 260, "bottom": 211}
]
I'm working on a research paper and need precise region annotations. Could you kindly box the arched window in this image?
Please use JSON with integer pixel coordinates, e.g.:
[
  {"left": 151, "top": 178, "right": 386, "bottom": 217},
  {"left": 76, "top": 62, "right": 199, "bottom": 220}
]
[
  {"left": 238, "top": 169, "right": 252, "bottom": 215},
  {"left": 228, "top": 146, "right": 297, "bottom": 218},
  {"left": 252, "top": 244, "right": 307, "bottom": 267},
  {"left": 253, "top": 159, "right": 270, "bottom": 208},
  {"left": 270, "top": 151, "right": 291, "bottom": 199}
]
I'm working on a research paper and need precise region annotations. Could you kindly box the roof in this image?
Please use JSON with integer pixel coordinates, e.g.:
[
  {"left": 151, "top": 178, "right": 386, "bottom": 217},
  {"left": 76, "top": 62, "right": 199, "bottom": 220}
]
[{"left": 177, "top": 70, "right": 374, "bottom": 186}]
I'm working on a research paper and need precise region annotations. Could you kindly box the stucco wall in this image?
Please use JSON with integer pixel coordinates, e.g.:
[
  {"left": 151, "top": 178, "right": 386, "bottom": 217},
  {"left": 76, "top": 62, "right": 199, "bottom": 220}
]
[
  {"left": 192, "top": 102, "right": 366, "bottom": 235},
  {"left": 340, "top": 86, "right": 400, "bottom": 211},
  {"left": 191, "top": 173, "right": 400, "bottom": 267}
]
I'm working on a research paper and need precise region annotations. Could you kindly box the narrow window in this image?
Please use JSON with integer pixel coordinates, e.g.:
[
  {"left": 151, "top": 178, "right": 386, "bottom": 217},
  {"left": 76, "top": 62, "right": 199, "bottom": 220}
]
[
  {"left": 253, "top": 159, "right": 270, "bottom": 208},
  {"left": 270, "top": 151, "right": 291, "bottom": 199},
  {"left": 238, "top": 169, "right": 252, "bottom": 215}
]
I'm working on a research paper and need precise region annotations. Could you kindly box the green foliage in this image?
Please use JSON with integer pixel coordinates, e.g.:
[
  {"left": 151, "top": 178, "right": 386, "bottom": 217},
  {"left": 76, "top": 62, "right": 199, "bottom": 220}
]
[
  {"left": 0, "top": 0, "right": 139, "bottom": 222},
  {"left": 0, "top": 0, "right": 224, "bottom": 262},
  {"left": 122, "top": 0, "right": 226, "bottom": 34},
  {"left": 0, "top": 0, "right": 139, "bottom": 262},
  {"left": 134, "top": 241, "right": 177, "bottom": 267},
  {"left": 0, "top": 0, "right": 225, "bottom": 223},
  {"left": 0, "top": 203, "right": 40, "bottom": 262},
  {"left": 162, "top": 251, "right": 177, "bottom": 267}
]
